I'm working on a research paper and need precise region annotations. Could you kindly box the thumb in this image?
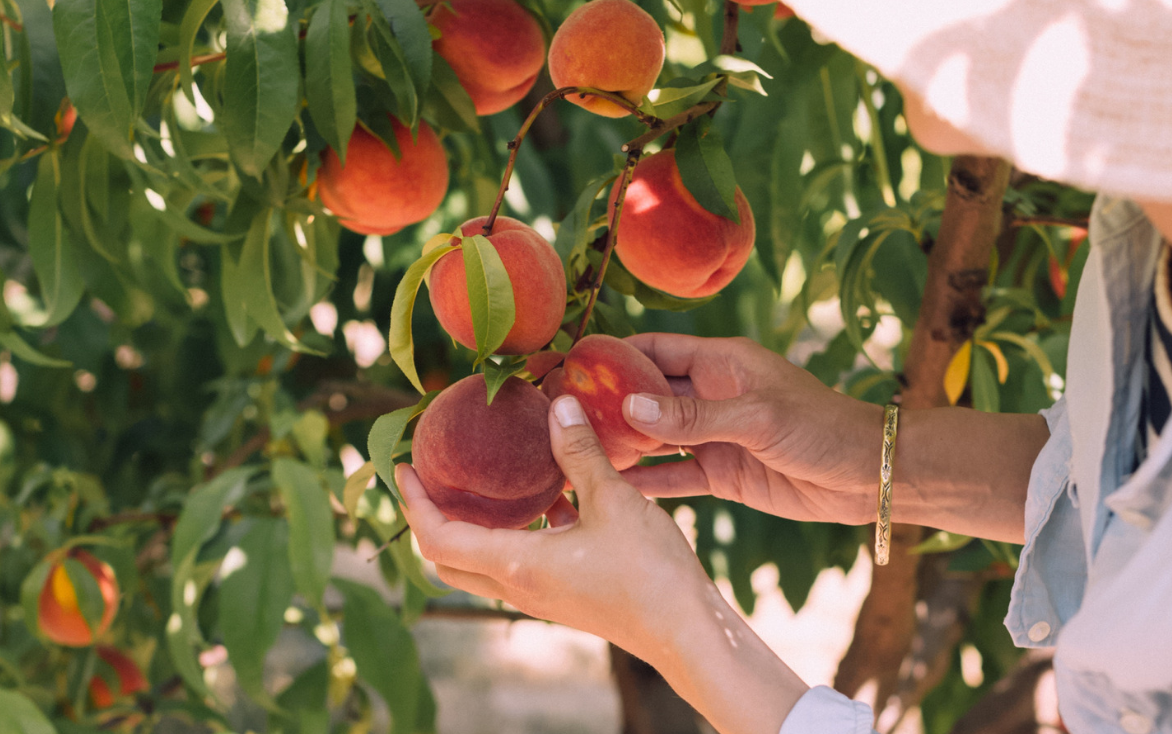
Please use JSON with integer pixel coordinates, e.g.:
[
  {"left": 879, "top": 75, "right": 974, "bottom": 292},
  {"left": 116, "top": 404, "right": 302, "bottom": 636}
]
[
  {"left": 623, "top": 392, "right": 768, "bottom": 447},
  {"left": 549, "top": 395, "right": 625, "bottom": 512}
]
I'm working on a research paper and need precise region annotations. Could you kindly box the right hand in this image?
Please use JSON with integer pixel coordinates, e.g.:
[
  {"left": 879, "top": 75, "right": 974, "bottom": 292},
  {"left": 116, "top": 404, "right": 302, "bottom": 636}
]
[{"left": 621, "top": 333, "right": 883, "bottom": 525}]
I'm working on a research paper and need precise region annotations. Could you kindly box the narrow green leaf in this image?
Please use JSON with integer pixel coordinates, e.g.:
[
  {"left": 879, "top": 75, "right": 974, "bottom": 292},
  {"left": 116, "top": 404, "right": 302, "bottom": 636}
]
[
  {"left": 367, "top": 393, "right": 437, "bottom": 504},
  {"left": 604, "top": 257, "right": 718, "bottom": 312},
  {"left": 220, "top": 0, "right": 300, "bottom": 177},
  {"left": 553, "top": 173, "right": 613, "bottom": 273},
  {"left": 649, "top": 77, "right": 721, "bottom": 119},
  {"left": 911, "top": 530, "right": 974, "bottom": 555},
  {"left": 0, "top": 689, "right": 57, "bottom": 734},
  {"left": 342, "top": 461, "right": 376, "bottom": 520},
  {"left": 385, "top": 521, "right": 448, "bottom": 599},
  {"left": 482, "top": 359, "right": 526, "bottom": 405},
  {"left": 675, "top": 116, "right": 740, "bottom": 223},
  {"left": 423, "top": 55, "right": 478, "bottom": 134},
  {"left": 970, "top": 347, "right": 1000, "bottom": 413},
  {"left": 172, "top": 467, "right": 258, "bottom": 582},
  {"left": 271, "top": 458, "right": 335, "bottom": 608},
  {"left": 219, "top": 518, "right": 294, "bottom": 704},
  {"left": 461, "top": 234, "right": 515, "bottom": 365},
  {"left": 19, "top": 560, "right": 53, "bottom": 640},
  {"left": 372, "top": 0, "right": 430, "bottom": 99},
  {"left": 357, "top": 0, "right": 418, "bottom": 125},
  {"left": 0, "top": 331, "right": 71, "bottom": 367},
  {"left": 52, "top": 0, "right": 161, "bottom": 158},
  {"left": 389, "top": 243, "right": 458, "bottom": 393},
  {"left": 305, "top": 0, "right": 356, "bottom": 162},
  {"left": 291, "top": 410, "right": 330, "bottom": 469},
  {"left": 335, "top": 579, "right": 429, "bottom": 734},
  {"left": 27, "top": 151, "right": 84, "bottom": 328},
  {"left": 62, "top": 558, "right": 107, "bottom": 638},
  {"left": 179, "top": 0, "right": 219, "bottom": 103},
  {"left": 220, "top": 242, "right": 257, "bottom": 348}
]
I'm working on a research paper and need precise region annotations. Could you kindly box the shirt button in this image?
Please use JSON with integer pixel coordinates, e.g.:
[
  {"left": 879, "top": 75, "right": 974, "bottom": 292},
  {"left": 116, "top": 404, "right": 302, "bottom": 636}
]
[
  {"left": 1119, "top": 710, "right": 1151, "bottom": 734},
  {"left": 1028, "top": 621, "right": 1051, "bottom": 642}
]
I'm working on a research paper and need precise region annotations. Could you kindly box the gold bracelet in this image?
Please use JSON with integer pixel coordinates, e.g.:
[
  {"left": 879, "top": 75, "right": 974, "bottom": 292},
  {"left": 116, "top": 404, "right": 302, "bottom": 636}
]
[{"left": 875, "top": 404, "right": 899, "bottom": 566}]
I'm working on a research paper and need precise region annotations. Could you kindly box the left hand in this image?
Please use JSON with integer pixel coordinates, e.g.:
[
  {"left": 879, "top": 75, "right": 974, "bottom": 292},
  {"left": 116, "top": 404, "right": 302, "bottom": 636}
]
[{"left": 396, "top": 394, "right": 712, "bottom": 662}]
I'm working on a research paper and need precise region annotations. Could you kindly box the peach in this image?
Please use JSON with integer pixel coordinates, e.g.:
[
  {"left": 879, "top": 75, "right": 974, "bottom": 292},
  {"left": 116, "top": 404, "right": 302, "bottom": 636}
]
[
  {"left": 89, "top": 647, "right": 148, "bottom": 709},
  {"left": 431, "top": 0, "right": 546, "bottom": 116},
  {"left": 773, "top": 1, "right": 795, "bottom": 18},
  {"left": 524, "top": 350, "right": 565, "bottom": 380},
  {"left": 38, "top": 550, "right": 119, "bottom": 647},
  {"left": 318, "top": 119, "right": 449, "bottom": 236},
  {"left": 412, "top": 374, "right": 565, "bottom": 529},
  {"left": 542, "top": 334, "right": 670, "bottom": 470},
  {"left": 610, "top": 149, "right": 755, "bottom": 298},
  {"left": 548, "top": 0, "right": 665, "bottom": 117},
  {"left": 56, "top": 99, "right": 77, "bottom": 140},
  {"left": 428, "top": 216, "right": 567, "bottom": 355}
]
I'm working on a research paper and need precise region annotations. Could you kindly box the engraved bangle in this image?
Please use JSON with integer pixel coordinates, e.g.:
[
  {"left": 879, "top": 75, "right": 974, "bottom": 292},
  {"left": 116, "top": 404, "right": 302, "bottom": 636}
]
[{"left": 875, "top": 404, "right": 899, "bottom": 566}]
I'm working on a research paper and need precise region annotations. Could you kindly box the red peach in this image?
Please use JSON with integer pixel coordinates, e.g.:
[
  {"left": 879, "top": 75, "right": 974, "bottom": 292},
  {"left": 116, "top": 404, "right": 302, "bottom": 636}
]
[
  {"left": 89, "top": 647, "right": 148, "bottom": 709},
  {"left": 38, "top": 550, "right": 119, "bottom": 647}
]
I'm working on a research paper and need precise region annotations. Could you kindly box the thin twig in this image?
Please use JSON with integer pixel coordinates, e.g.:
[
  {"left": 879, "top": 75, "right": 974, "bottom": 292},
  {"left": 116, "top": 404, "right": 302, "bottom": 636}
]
[
  {"left": 571, "top": 150, "right": 641, "bottom": 344},
  {"left": 1009, "top": 215, "right": 1088, "bottom": 230},
  {"left": 0, "top": 12, "right": 22, "bottom": 31},
  {"left": 720, "top": 0, "right": 740, "bottom": 56},
  {"left": 152, "top": 52, "right": 226, "bottom": 74},
  {"left": 621, "top": 100, "right": 721, "bottom": 153}
]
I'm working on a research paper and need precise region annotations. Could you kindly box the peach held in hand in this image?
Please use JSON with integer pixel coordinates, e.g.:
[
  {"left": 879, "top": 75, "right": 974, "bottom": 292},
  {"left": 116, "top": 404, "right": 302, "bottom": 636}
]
[
  {"left": 542, "top": 334, "right": 671, "bottom": 470},
  {"left": 548, "top": 0, "right": 665, "bottom": 117},
  {"left": 428, "top": 216, "right": 567, "bottom": 355},
  {"left": 37, "top": 549, "right": 119, "bottom": 647},
  {"left": 431, "top": 0, "right": 547, "bottom": 116},
  {"left": 318, "top": 119, "right": 450, "bottom": 236},
  {"left": 412, "top": 374, "right": 565, "bottom": 529},
  {"left": 610, "top": 149, "right": 756, "bottom": 298}
]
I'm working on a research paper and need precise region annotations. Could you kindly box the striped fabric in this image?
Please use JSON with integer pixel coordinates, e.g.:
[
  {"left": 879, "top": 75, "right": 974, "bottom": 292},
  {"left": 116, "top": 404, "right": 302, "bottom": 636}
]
[{"left": 1138, "top": 241, "right": 1172, "bottom": 464}]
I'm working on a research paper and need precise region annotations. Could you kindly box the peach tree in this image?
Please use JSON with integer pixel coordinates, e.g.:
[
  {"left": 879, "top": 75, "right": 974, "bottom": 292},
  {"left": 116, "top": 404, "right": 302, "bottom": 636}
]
[{"left": 0, "top": 0, "right": 1091, "bottom": 731}]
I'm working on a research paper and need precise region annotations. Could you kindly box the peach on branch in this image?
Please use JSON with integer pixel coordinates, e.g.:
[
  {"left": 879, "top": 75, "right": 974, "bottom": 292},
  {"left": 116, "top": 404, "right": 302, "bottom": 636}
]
[
  {"left": 548, "top": 0, "right": 665, "bottom": 117},
  {"left": 542, "top": 334, "right": 670, "bottom": 470},
  {"left": 89, "top": 647, "right": 148, "bottom": 709},
  {"left": 411, "top": 374, "right": 565, "bottom": 529},
  {"left": 317, "top": 119, "right": 449, "bottom": 236},
  {"left": 428, "top": 216, "right": 567, "bottom": 355},
  {"left": 37, "top": 549, "right": 119, "bottom": 647},
  {"left": 610, "top": 149, "right": 755, "bottom": 298},
  {"left": 431, "top": 0, "right": 547, "bottom": 116}
]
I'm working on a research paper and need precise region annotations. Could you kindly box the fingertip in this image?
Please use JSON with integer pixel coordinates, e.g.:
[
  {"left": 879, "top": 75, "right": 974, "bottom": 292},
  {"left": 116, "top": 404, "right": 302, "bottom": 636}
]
[
  {"left": 551, "top": 394, "right": 588, "bottom": 428},
  {"left": 624, "top": 393, "right": 662, "bottom": 425}
]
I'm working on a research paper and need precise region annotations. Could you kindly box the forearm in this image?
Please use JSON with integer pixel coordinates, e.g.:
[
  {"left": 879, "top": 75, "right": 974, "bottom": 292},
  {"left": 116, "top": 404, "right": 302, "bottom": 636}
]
[
  {"left": 639, "top": 579, "right": 808, "bottom": 734},
  {"left": 890, "top": 407, "right": 1049, "bottom": 543}
]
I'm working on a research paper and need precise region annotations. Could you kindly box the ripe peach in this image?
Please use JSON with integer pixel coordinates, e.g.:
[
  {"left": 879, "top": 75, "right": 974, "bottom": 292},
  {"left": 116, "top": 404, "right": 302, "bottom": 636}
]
[
  {"left": 542, "top": 334, "right": 671, "bottom": 470},
  {"left": 610, "top": 149, "right": 755, "bottom": 298},
  {"left": 773, "top": 1, "right": 795, "bottom": 18},
  {"left": 318, "top": 119, "right": 449, "bottom": 236},
  {"left": 548, "top": 0, "right": 665, "bottom": 117},
  {"left": 38, "top": 550, "right": 119, "bottom": 647},
  {"left": 89, "top": 647, "right": 148, "bottom": 709},
  {"left": 431, "top": 0, "right": 546, "bottom": 116},
  {"left": 428, "top": 216, "right": 567, "bottom": 355},
  {"left": 56, "top": 99, "right": 77, "bottom": 140},
  {"left": 412, "top": 374, "right": 565, "bottom": 529},
  {"left": 524, "top": 350, "right": 565, "bottom": 380}
]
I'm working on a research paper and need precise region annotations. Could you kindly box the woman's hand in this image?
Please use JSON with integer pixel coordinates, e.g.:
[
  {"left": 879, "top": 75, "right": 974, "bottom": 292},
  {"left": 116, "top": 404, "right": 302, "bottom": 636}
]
[
  {"left": 620, "top": 333, "right": 881, "bottom": 525},
  {"left": 398, "top": 393, "right": 809, "bottom": 734}
]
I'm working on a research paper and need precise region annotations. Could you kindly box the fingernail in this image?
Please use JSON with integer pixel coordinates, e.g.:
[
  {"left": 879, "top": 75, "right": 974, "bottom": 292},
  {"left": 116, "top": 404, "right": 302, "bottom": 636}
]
[
  {"left": 628, "top": 394, "right": 661, "bottom": 423},
  {"left": 554, "top": 396, "right": 587, "bottom": 427}
]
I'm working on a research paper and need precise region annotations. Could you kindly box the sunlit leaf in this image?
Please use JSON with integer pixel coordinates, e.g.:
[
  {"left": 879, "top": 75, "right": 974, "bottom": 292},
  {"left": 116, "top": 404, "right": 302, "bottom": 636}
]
[
  {"left": 271, "top": 458, "right": 335, "bottom": 608},
  {"left": 367, "top": 393, "right": 438, "bottom": 504},
  {"left": 944, "top": 340, "right": 972, "bottom": 406},
  {"left": 461, "top": 234, "right": 515, "bottom": 365},
  {"left": 389, "top": 242, "right": 458, "bottom": 393},
  {"left": 675, "top": 115, "right": 740, "bottom": 223}
]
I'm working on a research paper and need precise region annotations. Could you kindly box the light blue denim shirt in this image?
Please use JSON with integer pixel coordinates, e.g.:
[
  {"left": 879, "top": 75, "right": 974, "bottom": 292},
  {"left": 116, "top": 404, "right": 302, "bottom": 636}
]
[{"left": 780, "top": 196, "right": 1172, "bottom": 734}]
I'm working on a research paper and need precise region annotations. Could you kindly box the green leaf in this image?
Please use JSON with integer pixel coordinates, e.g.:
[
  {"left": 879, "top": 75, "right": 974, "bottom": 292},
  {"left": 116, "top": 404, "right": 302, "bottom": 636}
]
[
  {"left": 481, "top": 358, "right": 526, "bottom": 405},
  {"left": 178, "top": 0, "right": 219, "bottom": 103},
  {"left": 219, "top": 518, "right": 294, "bottom": 704},
  {"left": 305, "top": 0, "right": 356, "bottom": 163},
  {"left": 271, "top": 458, "right": 334, "bottom": 608},
  {"left": 19, "top": 560, "right": 53, "bottom": 640},
  {"left": 367, "top": 393, "right": 437, "bottom": 504},
  {"left": 0, "top": 331, "right": 71, "bottom": 367},
  {"left": 357, "top": 0, "right": 418, "bottom": 125},
  {"left": 648, "top": 78, "right": 721, "bottom": 119},
  {"left": 27, "top": 151, "right": 84, "bottom": 328},
  {"left": 342, "top": 461, "right": 376, "bottom": 520},
  {"left": 389, "top": 242, "right": 458, "bottom": 393},
  {"left": 911, "top": 530, "right": 974, "bottom": 555},
  {"left": 291, "top": 410, "right": 330, "bottom": 469},
  {"left": 604, "top": 257, "right": 718, "bottom": 312},
  {"left": 0, "top": 689, "right": 57, "bottom": 734},
  {"left": 62, "top": 557, "right": 108, "bottom": 639},
  {"left": 675, "top": 115, "right": 740, "bottom": 223},
  {"left": 423, "top": 54, "right": 478, "bottom": 134},
  {"left": 970, "top": 346, "right": 1000, "bottom": 413},
  {"left": 219, "top": 0, "right": 300, "bottom": 177},
  {"left": 553, "top": 173, "right": 612, "bottom": 274},
  {"left": 372, "top": 0, "right": 430, "bottom": 100},
  {"left": 335, "top": 579, "right": 431, "bottom": 734},
  {"left": 460, "top": 234, "right": 515, "bottom": 365},
  {"left": 52, "top": 0, "right": 161, "bottom": 158}
]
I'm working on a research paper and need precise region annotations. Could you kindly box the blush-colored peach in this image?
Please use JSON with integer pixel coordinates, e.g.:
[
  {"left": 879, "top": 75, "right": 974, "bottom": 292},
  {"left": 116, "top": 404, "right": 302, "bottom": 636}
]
[
  {"left": 38, "top": 550, "right": 119, "bottom": 647},
  {"left": 89, "top": 647, "right": 148, "bottom": 709}
]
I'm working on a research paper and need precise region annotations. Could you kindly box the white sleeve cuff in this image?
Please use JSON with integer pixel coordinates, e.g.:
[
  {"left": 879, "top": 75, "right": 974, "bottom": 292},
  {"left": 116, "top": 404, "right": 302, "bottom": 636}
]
[{"left": 778, "top": 686, "right": 876, "bottom": 734}]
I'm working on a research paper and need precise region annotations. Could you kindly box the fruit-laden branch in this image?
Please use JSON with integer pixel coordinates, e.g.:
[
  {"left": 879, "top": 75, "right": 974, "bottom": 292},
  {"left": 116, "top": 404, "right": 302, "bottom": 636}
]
[{"left": 833, "top": 156, "right": 1012, "bottom": 725}]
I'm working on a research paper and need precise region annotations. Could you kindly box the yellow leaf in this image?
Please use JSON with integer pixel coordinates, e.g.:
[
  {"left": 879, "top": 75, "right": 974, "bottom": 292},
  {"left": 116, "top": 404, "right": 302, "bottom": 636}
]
[
  {"left": 977, "top": 340, "right": 1009, "bottom": 384},
  {"left": 944, "top": 340, "right": 972, "bottom": 405}
]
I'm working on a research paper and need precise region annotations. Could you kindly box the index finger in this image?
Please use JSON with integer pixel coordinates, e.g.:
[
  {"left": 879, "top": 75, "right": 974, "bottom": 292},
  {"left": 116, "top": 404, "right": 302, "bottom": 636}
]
[{"left": 624, "top": 332, "right": 710, "bottom": 377}]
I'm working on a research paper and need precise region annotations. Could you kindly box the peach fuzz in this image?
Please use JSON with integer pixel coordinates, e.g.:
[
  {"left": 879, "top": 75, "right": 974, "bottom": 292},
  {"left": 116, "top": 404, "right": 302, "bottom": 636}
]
[
  {"left": 610, "top": 149, "right": 755, "bottom": 298},
  {"left": 38, "top": 550, "right": 119, "bottom": 647},
  {"left": 317, "top": 119, "right": 449, "bottom": 236},
  {"left": 428, "top": 216, "right": 567, "bottom": 355},
  {"left": 542, "top": 334, "right": 671, "bottom": 470},
  {"left": 411, "top": 375, "right": 565, "bottom": 529},
  {"left": 89, "top": 647, "right": 148, "bottom": 709},
  {"left": 548, "top": 0, "right": 665, "bottom": 117},
  {"left": 431, "top": 0, "right": 547, "bottom": 116}
]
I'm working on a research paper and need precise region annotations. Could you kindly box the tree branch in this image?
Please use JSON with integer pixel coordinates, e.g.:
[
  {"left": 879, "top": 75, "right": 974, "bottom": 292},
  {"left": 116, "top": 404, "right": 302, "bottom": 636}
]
[{"left": 1009, "top": 215, "right": 1088, "bottom": 230}]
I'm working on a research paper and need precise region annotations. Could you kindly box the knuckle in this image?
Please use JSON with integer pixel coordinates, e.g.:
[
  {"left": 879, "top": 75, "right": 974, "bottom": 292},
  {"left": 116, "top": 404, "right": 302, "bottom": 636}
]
[
  {"left": 560, "top": 431, "right": 605, "bottom": 461},
  {"left": 673, "top": 396, "right": 705, "bottom": 433}
]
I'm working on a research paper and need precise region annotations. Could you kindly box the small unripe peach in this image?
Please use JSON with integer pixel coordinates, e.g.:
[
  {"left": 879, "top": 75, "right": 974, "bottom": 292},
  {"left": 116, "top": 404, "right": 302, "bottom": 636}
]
[
  {"left": 318, "top": 119, "right": 449, "bottom": 236},
  {"left": 610, "top": 149, "right": 755, "bottom": 298},
  {"left": 542, "top": 334, "right": 670, "bottom": 470},
  {"left": 56, "top": 100, "right": 77, "bottom": 140},
  {"left": 38, "top": 550, "right": 119, "bottom": 647},
  {"left": 89, "top": 647, "right": 148, "bottom": 709},
  {"left": 548, "top": 0, "right": 665, "bottom": 118},
  {"left": 431, "top": 0, "right": 547, "bottom": 115},
  {"left": 412, "top": 375, "right": 565, "bottom": 529},
  {"left": 428, "top": 216, "right": 567, "bottom": 355}
]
